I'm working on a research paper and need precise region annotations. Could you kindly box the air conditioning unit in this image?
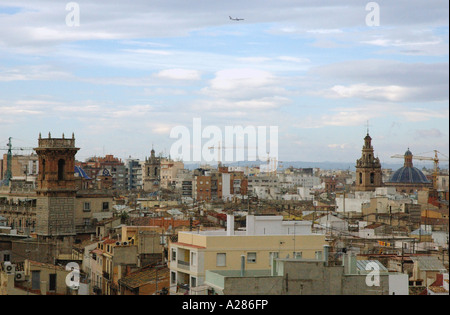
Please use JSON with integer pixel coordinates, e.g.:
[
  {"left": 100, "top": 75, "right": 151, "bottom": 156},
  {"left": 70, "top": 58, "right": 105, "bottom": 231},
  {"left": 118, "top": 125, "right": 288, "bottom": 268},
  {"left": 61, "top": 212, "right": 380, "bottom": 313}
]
[
  {"left": 5, "top": 263, "right": 16, "bottom": 274},
  {"left": 15, "top": 271, "right": 25, "bottom": 282}
]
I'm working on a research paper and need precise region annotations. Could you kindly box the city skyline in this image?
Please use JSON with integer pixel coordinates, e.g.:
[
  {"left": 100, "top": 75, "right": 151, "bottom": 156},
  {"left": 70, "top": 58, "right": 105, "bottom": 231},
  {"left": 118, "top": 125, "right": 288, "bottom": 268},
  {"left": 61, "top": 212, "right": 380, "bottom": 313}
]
[{"left": 0, "top": 0, "right": 448, "bottom": 164}]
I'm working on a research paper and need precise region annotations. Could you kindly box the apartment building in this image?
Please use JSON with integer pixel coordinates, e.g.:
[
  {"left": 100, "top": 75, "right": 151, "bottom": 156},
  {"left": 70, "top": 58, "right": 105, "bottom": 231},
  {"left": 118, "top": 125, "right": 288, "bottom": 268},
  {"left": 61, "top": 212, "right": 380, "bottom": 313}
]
[{"left": 168, "top": 214, "right": 327, "bottom": 295}]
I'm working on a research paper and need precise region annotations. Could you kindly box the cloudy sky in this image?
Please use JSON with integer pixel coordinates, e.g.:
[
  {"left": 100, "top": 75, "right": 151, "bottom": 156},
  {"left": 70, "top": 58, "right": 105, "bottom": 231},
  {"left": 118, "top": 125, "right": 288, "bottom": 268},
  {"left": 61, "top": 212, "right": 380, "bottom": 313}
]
[{"left": 0, "top": 0, "right": 448, "bottom": 166}]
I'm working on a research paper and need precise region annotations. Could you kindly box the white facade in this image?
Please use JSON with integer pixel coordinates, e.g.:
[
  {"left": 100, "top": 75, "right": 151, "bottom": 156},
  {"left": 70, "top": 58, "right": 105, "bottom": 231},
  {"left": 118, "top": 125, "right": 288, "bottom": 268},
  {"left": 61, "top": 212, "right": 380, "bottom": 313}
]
[
  {"left": 222, "top": 173, "right": 231, "bottom": 202},
  {"left": 336, "top": 194, "right": 371, "bottom": 213},
  {"left": 316, "top": 214, "right": 349, "bottom": 233},
  {"left": 388, "top": 274, "right": 409, "bottom": 295},
  {"left": 243, "top": 215, "right": 312, "bottom": 236},
  {"left": 297, "top": 187, "right": 314, "bottom": 200},
  {"left": 278, "top": 173, "right": 321, "bottom": 190}
]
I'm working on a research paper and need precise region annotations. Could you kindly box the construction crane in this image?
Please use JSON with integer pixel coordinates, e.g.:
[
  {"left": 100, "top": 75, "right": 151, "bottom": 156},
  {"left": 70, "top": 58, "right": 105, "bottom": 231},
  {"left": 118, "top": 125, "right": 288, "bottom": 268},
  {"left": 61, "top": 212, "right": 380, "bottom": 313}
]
[
  {"left": 391, "top": 149, "right": 449, "bottom": 190},
  {"left": 0, "top": 137, "right": 35, "bottom": 185}
]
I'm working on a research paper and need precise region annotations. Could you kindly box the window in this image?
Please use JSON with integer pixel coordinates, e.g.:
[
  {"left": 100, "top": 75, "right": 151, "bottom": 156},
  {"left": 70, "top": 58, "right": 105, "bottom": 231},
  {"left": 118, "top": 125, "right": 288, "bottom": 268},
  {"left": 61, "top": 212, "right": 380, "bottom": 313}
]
[
  {"left": 83, "top": 218, "right": 90, "bottom": 226},
  {"left": 83, "top": 202, "right": 91, "bottom": 212},
  {"left": 359, "top": 173, "right": 363, "bottom": 184},
  {"left": 58, "top": 159, "right": 65, "bottom": 180},
  {"left": 370, "top": 172, "right": 375, "bottom": 184},
  {"left": 3, "top": 254, "right": 10, "bottom": 262},
  {"left": 216, "top": 253, "right": 226, "bottom": 267},
  {"left": 171, "top": 249, "right": 177, "bottom": 261},
  {"left": 294, "top": 252, "right": 302, "bottom": 259},
  {"left": 102, "top": 202, "right": 109, "bottom": 211},
  {"left": 42, "top": 159, "right": 46, "bottom": 179},
  {"left": 315, "top": 251, "right": 323, "bottom": 260},
  {"left": 191, "top": 252, "right": 197, "bottom": 266},
  {"left": 49, "top": 274, "right": 57, "bottom": 292},
  {"left": 31, "top": 271, "right": 41, "bottom": 290},
  {"left": 247, "top": 252, "right": 257, "bottom": 263},
  {"left": 171, "top": 272, "right": 176, "bottom": 284},
  {"left": 191, "top": 277, "right": 197, "bottom": 288}
]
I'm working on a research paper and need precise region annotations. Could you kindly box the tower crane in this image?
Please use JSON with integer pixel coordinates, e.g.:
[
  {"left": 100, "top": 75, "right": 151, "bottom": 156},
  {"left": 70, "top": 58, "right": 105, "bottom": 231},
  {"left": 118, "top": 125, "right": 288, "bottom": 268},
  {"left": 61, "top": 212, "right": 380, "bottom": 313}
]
[
  {"left": 391, "top": 149, "right": 449, "bottom": 190},
  {"left": 0, "top": 137, "right": 35, "bottom": 185}
]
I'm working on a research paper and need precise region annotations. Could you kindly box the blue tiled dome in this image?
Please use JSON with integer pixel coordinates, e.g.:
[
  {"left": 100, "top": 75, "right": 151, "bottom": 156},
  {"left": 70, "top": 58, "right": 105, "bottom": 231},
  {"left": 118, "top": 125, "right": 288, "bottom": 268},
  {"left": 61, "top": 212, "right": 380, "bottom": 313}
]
[
  {"left": 388, "top": 166, "right": 430, "bottom": 184},
  {"left": 74, "top": 165, "right": 92, "bottom": 180}
]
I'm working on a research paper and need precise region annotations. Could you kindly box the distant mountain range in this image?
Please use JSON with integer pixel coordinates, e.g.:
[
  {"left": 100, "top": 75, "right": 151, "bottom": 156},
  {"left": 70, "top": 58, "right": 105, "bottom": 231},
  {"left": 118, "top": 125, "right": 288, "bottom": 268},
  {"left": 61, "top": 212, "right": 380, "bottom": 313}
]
[{"left": 183, "top": 161, "right": 421, "bottom": 171}]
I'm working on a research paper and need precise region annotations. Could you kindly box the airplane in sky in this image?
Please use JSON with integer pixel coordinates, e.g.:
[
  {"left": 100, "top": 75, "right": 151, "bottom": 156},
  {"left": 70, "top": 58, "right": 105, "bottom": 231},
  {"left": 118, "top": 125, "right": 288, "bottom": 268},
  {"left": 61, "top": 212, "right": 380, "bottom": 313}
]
[{"left": 229, "top": 16, "right": 244, "bottom": 21}]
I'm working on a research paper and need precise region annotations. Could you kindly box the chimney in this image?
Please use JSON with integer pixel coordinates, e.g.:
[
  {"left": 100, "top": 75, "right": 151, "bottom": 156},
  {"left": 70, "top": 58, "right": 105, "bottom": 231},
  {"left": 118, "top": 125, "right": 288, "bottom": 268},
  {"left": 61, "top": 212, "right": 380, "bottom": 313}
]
[{"left": 226, "top": 213, "right": 234, "bottom": 236}]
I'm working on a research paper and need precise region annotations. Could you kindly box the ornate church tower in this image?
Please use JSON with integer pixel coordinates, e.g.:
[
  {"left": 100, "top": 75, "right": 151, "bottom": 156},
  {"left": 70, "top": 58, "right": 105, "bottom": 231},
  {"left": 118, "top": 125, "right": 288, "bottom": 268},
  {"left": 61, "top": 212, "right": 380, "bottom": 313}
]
[
  {"left": 34, "top": 133, "right": 79, "bottom": 240},
  {"left": 143, "top": 148, "right": 161, "bottom": 192},
  {"left": 355, "top": 132, "right": 382, "bottom": 191}
]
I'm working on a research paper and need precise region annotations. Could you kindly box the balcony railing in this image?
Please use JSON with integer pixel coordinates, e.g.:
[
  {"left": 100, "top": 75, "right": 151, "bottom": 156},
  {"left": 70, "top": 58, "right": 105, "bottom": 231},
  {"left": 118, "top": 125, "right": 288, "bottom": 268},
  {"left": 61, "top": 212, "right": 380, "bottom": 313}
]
[{"left": 177, "top": 260, "right": 190, "bottom": 270}]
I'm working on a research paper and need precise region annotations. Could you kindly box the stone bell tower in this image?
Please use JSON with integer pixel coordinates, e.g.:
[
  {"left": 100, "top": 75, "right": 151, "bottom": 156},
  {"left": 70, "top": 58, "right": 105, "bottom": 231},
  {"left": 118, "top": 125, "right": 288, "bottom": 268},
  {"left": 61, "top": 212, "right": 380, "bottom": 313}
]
[
  {"left": 34, "top": 132, "right": 79, "bottom": 240},
  {"left": 143, "top": 147, "right": 161, "bottom": 192},
  {"left": 355, "top": 132, "right": 382, "bottom": 191}
]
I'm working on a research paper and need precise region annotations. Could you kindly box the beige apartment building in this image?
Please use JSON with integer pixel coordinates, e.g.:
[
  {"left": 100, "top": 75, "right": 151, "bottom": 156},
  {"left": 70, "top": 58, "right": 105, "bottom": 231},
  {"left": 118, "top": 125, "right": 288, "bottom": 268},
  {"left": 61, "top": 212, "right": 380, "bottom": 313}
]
[
  {"left": 160, "top": 158, "right": 184, "bottom": 189},
  {"left": 169, "top": 214, "right": 327, "bottom": 294}
]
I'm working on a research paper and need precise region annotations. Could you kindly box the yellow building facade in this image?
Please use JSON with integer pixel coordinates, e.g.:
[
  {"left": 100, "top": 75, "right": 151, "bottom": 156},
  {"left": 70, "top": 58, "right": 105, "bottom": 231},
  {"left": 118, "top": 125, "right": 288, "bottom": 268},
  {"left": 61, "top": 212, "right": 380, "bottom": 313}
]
[{"left": 169, "top": 215, "right": 327, "bottom": 294}]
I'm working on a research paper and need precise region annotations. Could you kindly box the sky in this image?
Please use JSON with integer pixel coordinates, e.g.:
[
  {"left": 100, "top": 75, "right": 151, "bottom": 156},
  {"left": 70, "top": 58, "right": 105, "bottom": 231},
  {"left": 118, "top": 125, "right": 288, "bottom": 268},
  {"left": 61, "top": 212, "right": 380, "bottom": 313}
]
[{"left": 0, "top": 0, "right": 448, "bottom": 167}]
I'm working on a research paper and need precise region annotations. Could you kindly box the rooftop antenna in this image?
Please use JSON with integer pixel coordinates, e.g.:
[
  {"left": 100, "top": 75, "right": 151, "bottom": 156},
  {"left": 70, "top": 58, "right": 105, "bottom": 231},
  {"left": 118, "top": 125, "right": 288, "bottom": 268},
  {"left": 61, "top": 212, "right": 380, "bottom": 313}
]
[{"left": 366, "top": 120, "right": 370, "bottom": 135}]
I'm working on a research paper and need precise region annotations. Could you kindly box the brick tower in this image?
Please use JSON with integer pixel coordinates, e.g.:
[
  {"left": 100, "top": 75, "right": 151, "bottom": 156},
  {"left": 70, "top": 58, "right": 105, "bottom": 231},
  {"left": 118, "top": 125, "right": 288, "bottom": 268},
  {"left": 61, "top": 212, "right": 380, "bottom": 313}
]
[
  {"left": 355, "top": 132, "right": 382, "bottom": 191},
  {"left": 34, "top": 132, "right": 79, "bottom": 243}
]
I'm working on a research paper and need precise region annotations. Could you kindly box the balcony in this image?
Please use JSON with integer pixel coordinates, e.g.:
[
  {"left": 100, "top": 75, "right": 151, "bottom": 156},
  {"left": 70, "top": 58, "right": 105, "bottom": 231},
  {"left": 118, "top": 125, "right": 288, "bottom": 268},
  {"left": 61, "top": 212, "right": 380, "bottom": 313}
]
[
  {"left": 177, "top": 260, "right": 190, "bottom": 270},
  {"left": 103, "top": 271, "right": 111, "bottom": 281}
]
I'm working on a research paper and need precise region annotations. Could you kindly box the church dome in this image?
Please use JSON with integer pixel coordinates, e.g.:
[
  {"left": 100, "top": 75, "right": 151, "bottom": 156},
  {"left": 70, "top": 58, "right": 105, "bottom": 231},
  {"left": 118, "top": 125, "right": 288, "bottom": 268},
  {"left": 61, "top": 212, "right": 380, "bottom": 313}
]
[
  {"left": 388, "top": 166, "right": 430, "bottom": 184},
  {"left": 388, "top": 148, "right": 430, "bottom": 184}
]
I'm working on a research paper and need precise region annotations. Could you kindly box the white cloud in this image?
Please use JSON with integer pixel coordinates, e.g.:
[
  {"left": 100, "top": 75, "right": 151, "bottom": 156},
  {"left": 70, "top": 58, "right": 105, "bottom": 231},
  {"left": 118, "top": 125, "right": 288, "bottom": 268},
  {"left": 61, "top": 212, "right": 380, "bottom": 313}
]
[
  {"left": 0, "top": 65, "right": 72, "bottom": 81},
  {"left": 207, "top": 68, "right": 275, "bottom": 91},
  {"left": 415, "top": 128, "right": 443, "bottom": 139},
  {"left": 323, "top": 84, "right": 410, "bottom": 102},
  {"left": 328, "top": 143, "right": 352, "bottom": 149},
  {"left": 122, "top": 49, "right": 173, "bottom": 56},
  {"left": 309, "top": 60, "right": 449, "bottom": 102},
  {"left": 151, "top": 124, "right": 173, "bottom": 135},
  {"left": 156, "top": 69, "right": 201, "bottom": 81}
]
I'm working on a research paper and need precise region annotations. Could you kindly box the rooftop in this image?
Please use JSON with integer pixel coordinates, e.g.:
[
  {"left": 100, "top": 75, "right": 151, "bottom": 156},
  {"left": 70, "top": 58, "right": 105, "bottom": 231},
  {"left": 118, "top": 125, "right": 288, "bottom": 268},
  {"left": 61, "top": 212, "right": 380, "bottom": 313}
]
[{"left": 119, "top": 266, "right": 169, "bottom": 290}]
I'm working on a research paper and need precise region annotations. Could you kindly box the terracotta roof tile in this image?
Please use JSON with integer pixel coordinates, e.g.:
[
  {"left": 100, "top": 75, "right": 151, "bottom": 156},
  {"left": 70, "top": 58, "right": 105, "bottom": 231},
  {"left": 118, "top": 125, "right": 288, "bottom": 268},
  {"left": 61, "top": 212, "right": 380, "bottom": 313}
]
[
  {"left": 118, "top": 266, "right": 169, "bottom": 289},
  {"left": 428, "top": 286, "right": 448, "bottom": 293}
]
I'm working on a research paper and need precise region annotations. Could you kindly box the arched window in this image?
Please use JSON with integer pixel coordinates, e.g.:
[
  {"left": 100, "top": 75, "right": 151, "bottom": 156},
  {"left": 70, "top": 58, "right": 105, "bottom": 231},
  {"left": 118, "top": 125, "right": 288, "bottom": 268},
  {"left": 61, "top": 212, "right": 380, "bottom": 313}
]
[
  {"left": 370, "top": 172, "right": 375, "bottom": 184},
  {"left": 58, "top": 159, "right": 65, "bottom": 180},
  {"left": 42, "top": 159, "right": 46, "bottom": 179},
  {"left": 359, "top": 173, "right": 363, "bottom": 184},
  {"left": 154, "top": 167, "right": 157, "bottom": 176}
]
